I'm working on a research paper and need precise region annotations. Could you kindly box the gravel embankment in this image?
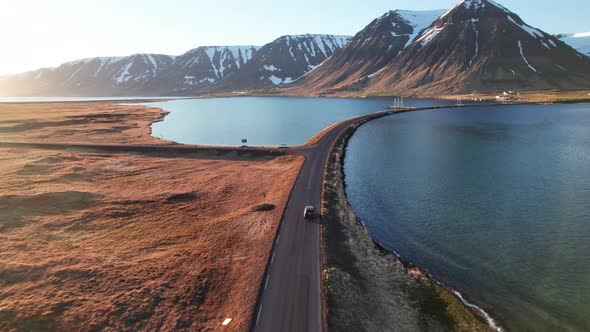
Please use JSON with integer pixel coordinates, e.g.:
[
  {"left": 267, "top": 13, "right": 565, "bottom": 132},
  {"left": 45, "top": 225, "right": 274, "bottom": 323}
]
[{"left": 321, "top": 119, "right": 494, "bottom": 332}]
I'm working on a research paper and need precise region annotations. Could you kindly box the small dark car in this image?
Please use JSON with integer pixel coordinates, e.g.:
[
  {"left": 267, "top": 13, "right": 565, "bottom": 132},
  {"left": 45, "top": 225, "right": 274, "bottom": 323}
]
[{"left": 303, "top": 206, "right": 315, "bottom": 220}]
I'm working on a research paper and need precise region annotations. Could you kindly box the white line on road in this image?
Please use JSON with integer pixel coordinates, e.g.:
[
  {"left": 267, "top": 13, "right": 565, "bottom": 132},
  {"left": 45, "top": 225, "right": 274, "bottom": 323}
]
[
  {"left": 271, "top": 252, "right": 275, "bottom": 264},
  {"left": 264, "top": 276, "right": 269, "bottom": 290},
  {"left": 277, "top": 234, "right": 281, "bottom": 244},
  {"left": 256, "top": 304, "right": 263, "bottom": 326}
]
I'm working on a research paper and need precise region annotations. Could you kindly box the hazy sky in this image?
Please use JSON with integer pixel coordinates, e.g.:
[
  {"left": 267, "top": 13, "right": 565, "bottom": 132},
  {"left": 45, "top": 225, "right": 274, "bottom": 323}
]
[{"left": 1, "top": 0, "right": 588, "bottom": 75}]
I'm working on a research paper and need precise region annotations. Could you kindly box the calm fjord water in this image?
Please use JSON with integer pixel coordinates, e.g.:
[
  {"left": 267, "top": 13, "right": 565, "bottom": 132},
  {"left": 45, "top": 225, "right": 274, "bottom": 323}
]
[
  {"left": 148, "top": 97, "right": 448, "bottom": 146},
  {"left": 150, "top": 97, "right": 589, "bottom": 330},
  {"left": 344, "top": 104, "right": 590, "bottom": 331}
]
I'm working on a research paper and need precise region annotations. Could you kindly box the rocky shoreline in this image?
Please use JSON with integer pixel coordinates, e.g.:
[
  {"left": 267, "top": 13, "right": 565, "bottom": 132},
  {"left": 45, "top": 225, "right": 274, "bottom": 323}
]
[{"left": 320, "top": 118, "right": 495, "bottom": 331}]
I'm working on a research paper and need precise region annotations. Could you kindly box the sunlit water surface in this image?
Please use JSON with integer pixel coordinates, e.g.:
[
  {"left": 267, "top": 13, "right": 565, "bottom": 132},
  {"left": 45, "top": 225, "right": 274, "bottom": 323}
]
[
  {"left": 148, "top": 97, "right": 451, "bottom": 146},
  {"left": 344, "top": 104, "right": 590, "bottom": 331}
]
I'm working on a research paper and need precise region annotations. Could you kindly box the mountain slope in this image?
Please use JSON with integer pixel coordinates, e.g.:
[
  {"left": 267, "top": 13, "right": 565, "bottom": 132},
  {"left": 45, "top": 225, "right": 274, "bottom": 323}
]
[
  {"left": 556, "top": 32, "right": 590, "bottom": 56},
  {"left": 365, "top": 0, "right": 590, "bottom": 95},
  {"left": 287, "top": 10, "right": 445, "bottom": 94},
  {"left": 0, "top": 34, "right": 350, "bottom": 96},
  {"left": 146, "top": 46, "right": 259, "bottom": 94},
  {"left": 215, "top": 34, "right": 351, "bottom": 91},
  {"left": 0, "top": 54, "right": 175, "bottom": 97}
]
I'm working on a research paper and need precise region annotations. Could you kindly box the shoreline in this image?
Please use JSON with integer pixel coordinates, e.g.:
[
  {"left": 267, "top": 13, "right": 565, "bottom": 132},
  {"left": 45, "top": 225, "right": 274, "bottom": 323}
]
[
  {"left": 197, "top": 89, "right": 590, "bottom": 104},
  {"left": 372, "top": 237, "right": 504, "bottom": 332},
  {"left": 321, "top": 114, "right": 499, "bottom": 331},
  {"left": 3, "top": 91, "right": 589, "bottom": 105}
]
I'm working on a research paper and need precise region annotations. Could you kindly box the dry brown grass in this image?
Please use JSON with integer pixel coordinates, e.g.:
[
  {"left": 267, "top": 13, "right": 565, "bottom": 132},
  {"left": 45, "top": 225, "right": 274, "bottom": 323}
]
[
  {"left": 0, "top": 147, "right": 303, "bottom": 331},
  {"left": 0, "top": 102, "right": 304, "bottom": 331},
  {"left": 0, "top": 102, "right": 169, "bottom": 144}
]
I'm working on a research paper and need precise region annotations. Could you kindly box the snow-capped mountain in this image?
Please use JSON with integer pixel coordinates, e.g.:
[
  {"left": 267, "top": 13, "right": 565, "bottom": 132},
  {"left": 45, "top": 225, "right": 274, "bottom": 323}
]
[
  {"left": 556, "top": 32, "right": 590, "bottom": 56},
  {"left": 366, "top": 0, "right": 590, "bottom": 95},
  {"left": 146, "top": 46, "right": 259, "bottom": 93},
  {"left": 288, "top": 10, "right": 445, "bottom": 94},
  {"left": 0, "top": 35, "right": 350, "bottom": 96},
  {"left": 0, "top": 54, "right": 174, "bottom": 96},
  {"left": 293, "top": 0, "right": 590, "bottom": 96},
  {"left": 215, "top": 34, "right": 351, "bottom": 91},
  {"left": 2, "top": 2, "right": 589, "bottom": 97}
]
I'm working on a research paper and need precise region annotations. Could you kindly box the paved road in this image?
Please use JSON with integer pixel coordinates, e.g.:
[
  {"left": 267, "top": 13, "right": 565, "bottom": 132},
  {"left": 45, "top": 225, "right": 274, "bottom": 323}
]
[
  {"left": 252, "top": 103, "right": 528, "bottom": 332},
  {"left": 251, "top": 104, "right": 517, "bottom": 331},
  {"left": 251, "top": 108, "right": 405, "bottom": 332}
]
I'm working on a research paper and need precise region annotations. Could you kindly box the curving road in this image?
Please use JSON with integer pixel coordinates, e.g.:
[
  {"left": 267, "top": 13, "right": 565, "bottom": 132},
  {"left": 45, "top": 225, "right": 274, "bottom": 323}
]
[
  {"left": 251, "top": 104, "right": 513, "bottom": 332},
  {"left": 251, "top": 109, "right": 404, "bottom": 332}
]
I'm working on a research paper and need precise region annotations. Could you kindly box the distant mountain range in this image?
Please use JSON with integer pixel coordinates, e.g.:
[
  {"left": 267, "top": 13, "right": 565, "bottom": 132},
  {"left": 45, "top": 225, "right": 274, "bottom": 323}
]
[
  {"left": 1, "top": 0, "right": 589, "bottom": 97},
  {"left": 0, "top": 54, "right": 175, "bottom": 97},
  {"left": 0, "top": 34, "right": 350, "bottom": 97},
  {"left": 148, "top": 46, "right": 258, "bottom": 94}
]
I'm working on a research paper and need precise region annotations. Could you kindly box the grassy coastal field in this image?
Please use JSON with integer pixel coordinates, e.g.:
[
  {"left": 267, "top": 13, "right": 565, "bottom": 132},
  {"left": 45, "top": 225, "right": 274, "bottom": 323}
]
[
  {"left": 0, "top": 102, "right": 303, "bottom": 331},
  {"left": 439, "top": 90, "right": 590, "bottom": 103},
  {"left": 201, "top": 88, "right": 590, "bottom": 106},
  {"left": 0, "top": 101, "right": 170, "bottom": 145}
]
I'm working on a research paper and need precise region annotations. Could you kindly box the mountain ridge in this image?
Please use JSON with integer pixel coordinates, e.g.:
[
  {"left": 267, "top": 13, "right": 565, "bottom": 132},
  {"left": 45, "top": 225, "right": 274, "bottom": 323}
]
[
  {"left": 213, "top": 34, "right": 351, "bottom": 92},
  {"left": 0, "top": 54, "right": 175, "bottom": 96},
  {"left": 289, "top": 0, "right": 590, "bottom": 97},
  {"left": 1, "top": 1, "right": 589, "bottom": 97},
  {"left": 0, "top": 34, "right": 352, "bottom": 96},
  {"left": 144, "top": 45, "right": 259, "bottom": 94},
  {"left": 366, "top": 0, "right": 590, "bottom": 95},
  {"left": 284, "top": 9, "right": 446, "bottom": 95}
]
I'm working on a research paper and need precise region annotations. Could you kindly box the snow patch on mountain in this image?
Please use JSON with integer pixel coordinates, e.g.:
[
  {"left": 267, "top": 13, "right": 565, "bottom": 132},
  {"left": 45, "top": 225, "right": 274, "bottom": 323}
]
[
  {"left": 518, "top": 40, "right": 537, "bottom": 72},
  {"left": 367, "top": 67, "right": 386, "bottom": 78},
  {"left": 258, "top": 34, "right": 351, "bottom": 86},
  {"left": 507, "top": 16, "right": 544, "bottom": 39},
  {"left": 442, "top": 0, "right": 508, "bottom": 18},
  {"left": 463, "top": 0, "right": 486, "bottom": 11},
  {"left": 284, "top": 34, "right": 351, "bottom": 60},
  {"left": 269, "top": 75, "right": 295, "bottom": 85},
  {"left": 115, "top": 62, "right": 133, "bottom": 84},
  {"left": 204, "top": 46, "right": 260, "bottom": 79},
  {"left": 470, "top": 19, "right": 480, "bottom": 66},
  {"left": 391, "top": 10, "right": 447, "bottom": 48},
  {"left": 418, "top": 26, "right": 445, "bottom": 46},
  {"left": 557, "top": 32, "right": 590, "bottom": 56},
  {"left": 57, "top": 54, "right": 176, "bottom": 86}
]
